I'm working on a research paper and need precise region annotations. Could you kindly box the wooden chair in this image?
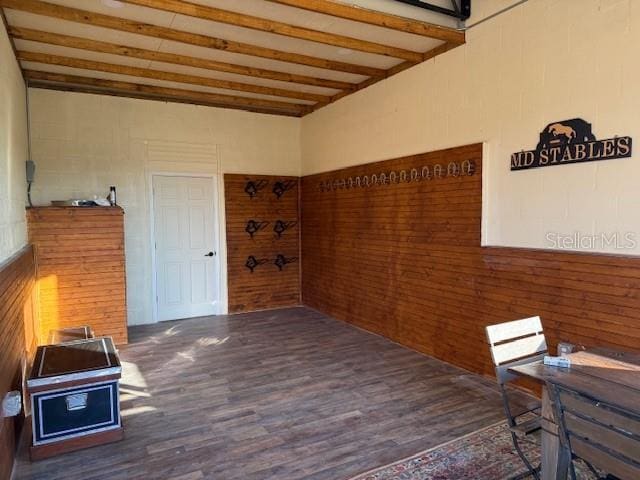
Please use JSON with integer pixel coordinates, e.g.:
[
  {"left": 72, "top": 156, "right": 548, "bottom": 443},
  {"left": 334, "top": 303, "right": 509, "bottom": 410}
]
[
  {"left": 548, "top": 382, "right": 640, "bottom": 480},
  {"left": 486, "top": 316, "right": 548, "bottom": 480}
]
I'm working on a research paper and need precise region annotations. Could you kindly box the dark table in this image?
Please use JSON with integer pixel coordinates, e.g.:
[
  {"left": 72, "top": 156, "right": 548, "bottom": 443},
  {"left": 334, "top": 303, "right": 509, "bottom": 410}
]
[{"left": 509, "top": 348, "right": 640, "bottom": 480}]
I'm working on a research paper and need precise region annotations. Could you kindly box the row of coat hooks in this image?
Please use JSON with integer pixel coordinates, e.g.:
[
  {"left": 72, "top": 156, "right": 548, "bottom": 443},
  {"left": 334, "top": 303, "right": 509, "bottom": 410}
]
[
  {"left": 245, "top": 179, "right": 297, "bottom": 199},
  {"left": 246, "top": 254, "right": 298, "bottom": 272},
  {"left": 318, "top": 160, "right": 476, "bottom": 192},
  {"left": 246, "top": 219, "right": 297, "bottom": 239}
]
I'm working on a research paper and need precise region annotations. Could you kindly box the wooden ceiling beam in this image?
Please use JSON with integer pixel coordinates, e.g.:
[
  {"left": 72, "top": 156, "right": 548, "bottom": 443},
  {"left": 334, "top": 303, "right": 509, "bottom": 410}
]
[
  {"left": 0, "top": 0, "right": 386, "bottom": 77},
  {"left": 265, "top": 0, "right": 465, "bottom": 44},
  {"left": 17, "top": 51, "right": 328, "bottom": 103},
  {"left": 121, "top": 0, "right": 423, "bottom": 63},
  {"left": 24, "top": 70, "right": 307, "bottom": 116},
  {"left": 10, "top": 27, "right": 355, "bottom": 91}
]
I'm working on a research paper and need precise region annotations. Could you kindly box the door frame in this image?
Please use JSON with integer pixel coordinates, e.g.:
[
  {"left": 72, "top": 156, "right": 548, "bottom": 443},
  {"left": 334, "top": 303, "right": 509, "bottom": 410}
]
[{"left": 149, "top": 172, "right": 224, "bottom": 323}]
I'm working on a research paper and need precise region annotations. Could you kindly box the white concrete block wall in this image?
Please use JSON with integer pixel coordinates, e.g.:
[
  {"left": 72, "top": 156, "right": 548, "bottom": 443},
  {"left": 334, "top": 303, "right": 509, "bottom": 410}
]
[
  {"left": 23, "top": 0, "right": 640, "bottom": 330},
  {"left": 0, "top": 22, "right": 28, "bottom": 263},
  {"left": 301, "top": 0, "right": 640, "bottom": 255},
  {"left": 28, "top": 90, "right": 301, "bottom": 324}
]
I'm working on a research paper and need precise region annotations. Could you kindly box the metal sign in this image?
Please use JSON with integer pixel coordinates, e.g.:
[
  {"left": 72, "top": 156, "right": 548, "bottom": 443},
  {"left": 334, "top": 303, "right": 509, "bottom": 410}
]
[{"left": 511, "top": 118, "right": 632, "bottom": 171}]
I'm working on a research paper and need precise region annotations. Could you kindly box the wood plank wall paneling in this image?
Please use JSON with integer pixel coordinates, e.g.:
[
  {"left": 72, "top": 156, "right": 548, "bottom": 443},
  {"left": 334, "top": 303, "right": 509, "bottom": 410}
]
[
  {"left": 300, "top": 143, "right": 640, "bottom": 377},
  {"left": 0, "top": 245, "right": 37, "bottom": 480},
  {"left": 27, "top": 207, "right": 128, "bottom": 344},
  {"left": 224, "top": 174, "right": 300, "bottom": 313}
]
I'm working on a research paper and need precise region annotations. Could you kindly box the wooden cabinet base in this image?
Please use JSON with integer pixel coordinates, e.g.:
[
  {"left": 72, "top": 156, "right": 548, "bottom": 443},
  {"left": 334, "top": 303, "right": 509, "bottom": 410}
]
[{"left": 30, "top": 427, "right": 124, "bottom": 461}]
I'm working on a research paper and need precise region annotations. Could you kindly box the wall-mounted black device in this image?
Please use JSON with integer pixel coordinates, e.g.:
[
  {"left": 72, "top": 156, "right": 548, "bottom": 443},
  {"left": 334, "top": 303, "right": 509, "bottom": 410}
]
[{"left": 26, "top": 160, "right": 36, "bottom": 207}]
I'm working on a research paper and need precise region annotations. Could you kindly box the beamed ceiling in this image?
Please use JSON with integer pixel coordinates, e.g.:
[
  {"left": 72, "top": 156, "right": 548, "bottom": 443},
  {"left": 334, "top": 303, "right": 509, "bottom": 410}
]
[{"left": 0, "top": 0, "right": 465, "bottom": 117}]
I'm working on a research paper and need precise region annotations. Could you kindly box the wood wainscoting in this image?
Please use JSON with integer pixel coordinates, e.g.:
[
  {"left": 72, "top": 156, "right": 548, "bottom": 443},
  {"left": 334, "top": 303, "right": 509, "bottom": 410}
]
[
  {"left": 224, "top": 174, "right": 300, "bottom": 313},
  {"left": 0, "top": 246, "right": 37, "bottom": 480},
  {"left": 27, "top": 207, "right": 128, "bottom": 344},
  {"left": 301, "top": 143, "right": 640, "bottom": 377}
]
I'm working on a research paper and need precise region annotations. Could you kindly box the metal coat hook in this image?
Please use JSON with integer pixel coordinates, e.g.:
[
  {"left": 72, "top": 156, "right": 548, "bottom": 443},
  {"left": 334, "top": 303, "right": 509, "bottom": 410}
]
[
  {"left": 274, "top": 254, "right": 298, "bottom": 271},
  {"left": 273, "top": 220, "right": 297, "bottom": 238},
  {"left": 244, "top": 179, "right": 268, "bottom": 199},
  {"left": 245, "top": 255, "right": 269, "bottom": 273},
  {"left": 245, "top": 220, "right": 269, "bottom": 239},
  {"left": 273, "top": 180, "right": 296, "bottom": 199}
]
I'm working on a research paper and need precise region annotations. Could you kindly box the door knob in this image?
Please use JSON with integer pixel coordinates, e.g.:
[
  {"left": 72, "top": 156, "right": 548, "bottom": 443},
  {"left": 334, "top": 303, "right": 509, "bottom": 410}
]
[{"left": 205, "top": 251, "right": 215, "bottom": 257}]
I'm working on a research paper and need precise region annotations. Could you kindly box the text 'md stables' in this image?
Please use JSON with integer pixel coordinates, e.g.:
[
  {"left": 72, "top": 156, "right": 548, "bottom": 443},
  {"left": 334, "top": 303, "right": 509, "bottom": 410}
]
[{"left": 511, "top": 118, "right": 632, "bottom": 171}]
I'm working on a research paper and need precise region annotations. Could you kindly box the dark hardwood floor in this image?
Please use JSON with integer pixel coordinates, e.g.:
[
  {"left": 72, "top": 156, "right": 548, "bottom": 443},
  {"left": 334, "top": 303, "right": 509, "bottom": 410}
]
[{"left": 14, "top": 307, "right": 532, "bottom": 480}]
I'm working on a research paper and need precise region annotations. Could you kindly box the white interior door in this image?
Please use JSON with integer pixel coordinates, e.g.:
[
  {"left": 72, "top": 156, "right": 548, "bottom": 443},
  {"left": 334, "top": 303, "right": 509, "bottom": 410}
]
[{"left": 153, "top": 175, "right": 219, "bottom": 321}]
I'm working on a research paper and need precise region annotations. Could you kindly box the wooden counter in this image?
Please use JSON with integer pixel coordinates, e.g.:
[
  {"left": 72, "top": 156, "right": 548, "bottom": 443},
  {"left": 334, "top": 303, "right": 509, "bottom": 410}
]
[{"left": 27, "top": 206, "right": 128, "bottom": 344}]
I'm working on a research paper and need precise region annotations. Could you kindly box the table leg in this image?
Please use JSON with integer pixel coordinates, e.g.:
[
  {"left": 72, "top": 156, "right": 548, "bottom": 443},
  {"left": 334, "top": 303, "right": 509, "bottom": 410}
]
[{"left": 541, "top": 386, "right": 569, "bottom": 480}]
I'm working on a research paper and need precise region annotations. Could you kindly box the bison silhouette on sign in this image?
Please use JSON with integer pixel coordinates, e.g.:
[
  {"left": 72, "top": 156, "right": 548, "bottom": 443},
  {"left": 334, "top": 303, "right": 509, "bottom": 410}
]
[{"left": 536, "top": 118, "right": 596, "bottom": 151}]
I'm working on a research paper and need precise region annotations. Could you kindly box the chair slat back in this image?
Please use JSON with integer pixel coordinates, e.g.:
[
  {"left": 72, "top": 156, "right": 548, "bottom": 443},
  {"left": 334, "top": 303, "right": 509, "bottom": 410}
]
[
  {"left": 551, "top": 385, "right": 640, "bottom": 480},
  {"left": 490, "top": 335, "right": 548, "bottom": 366},
  {"left": 486, "top": 316, "right": 544, "bottom": 344},
  {"left": 485, "top": 316, "right": 547, "bottom": 367}
]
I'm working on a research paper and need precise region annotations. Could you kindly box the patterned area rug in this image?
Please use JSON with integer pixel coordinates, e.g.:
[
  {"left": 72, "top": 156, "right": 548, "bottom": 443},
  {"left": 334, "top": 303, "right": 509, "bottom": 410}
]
[{"left": 349, "top": 420, "right": 596, "bottom": 480}]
